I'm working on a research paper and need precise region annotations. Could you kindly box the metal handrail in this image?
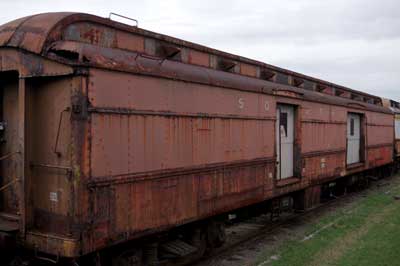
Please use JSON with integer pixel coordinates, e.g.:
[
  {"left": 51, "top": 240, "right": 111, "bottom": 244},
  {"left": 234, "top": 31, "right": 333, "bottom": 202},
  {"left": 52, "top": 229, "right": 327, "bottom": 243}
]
[
  {"left": 0, "top": 177, "right": 19, "bottom": 192},
  {"left": 30, "top": 163, "right": 72, "bottom": 173},
  {"left": 0, "top": 152, "right": 21, "bottom": 192},
  {"left": 0, "top": 151, "right": 20, "bottom": 162},
  {"left": 109, "top": 12, "right": 138, "bottom": 27}
]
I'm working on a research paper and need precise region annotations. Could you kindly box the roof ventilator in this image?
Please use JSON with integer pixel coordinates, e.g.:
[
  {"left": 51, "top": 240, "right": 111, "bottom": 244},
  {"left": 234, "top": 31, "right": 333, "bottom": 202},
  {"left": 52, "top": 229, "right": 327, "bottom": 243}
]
[
  {"left": 292, "top": 77, "right": 304, "bottom": 88},
  {"left": 365, "top": 98, "right": 374, "bottom": 104},
  {"left": 335, "top": 89, "right": 344, "bottom": 97},
  {"left": 218, "top": 59, "right": 237, "bottom": 72},
  {"left": 158, "top": 44, "right": 182, "bottom": 62},
  {"left": 49, "top": 48, "right": 80, "bottom": 62},
  {"left": 351, "top": 94, "right": 364, "bottom": 102},
  {"left": 260, "top": 69, "right": 276, "bottom": 81},
  {"left": 316, "top": 84, "right": 326, "bottom": 93}
]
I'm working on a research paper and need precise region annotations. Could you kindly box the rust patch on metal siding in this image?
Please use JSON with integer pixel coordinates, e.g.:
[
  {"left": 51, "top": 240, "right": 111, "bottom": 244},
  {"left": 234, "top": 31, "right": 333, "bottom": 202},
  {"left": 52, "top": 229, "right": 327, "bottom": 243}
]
[
  {"left": 25, "top": 232, "right": 79, "bottom": 258},
  {"left": 303, "top": 151, "right": 345, "bottom": 182},
  {"left": 367, "top": 145, "right": 393, "bottom": 167}
]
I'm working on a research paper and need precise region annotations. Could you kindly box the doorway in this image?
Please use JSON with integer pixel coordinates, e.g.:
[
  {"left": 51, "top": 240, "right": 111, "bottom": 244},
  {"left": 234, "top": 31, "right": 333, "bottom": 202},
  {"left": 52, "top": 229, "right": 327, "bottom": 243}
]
[
  {"left": 347, "top": 113, "right": 361, "bottom": 165},
  {"left": 276, "top": 104, "right": 295, "bottom": 179}
]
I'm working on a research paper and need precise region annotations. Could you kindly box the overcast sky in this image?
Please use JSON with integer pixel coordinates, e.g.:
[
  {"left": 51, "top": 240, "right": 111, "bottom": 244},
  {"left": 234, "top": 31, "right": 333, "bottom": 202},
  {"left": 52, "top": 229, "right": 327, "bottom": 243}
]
[{"left": 1, "top": 0, "right": 399, "bottom": 100}]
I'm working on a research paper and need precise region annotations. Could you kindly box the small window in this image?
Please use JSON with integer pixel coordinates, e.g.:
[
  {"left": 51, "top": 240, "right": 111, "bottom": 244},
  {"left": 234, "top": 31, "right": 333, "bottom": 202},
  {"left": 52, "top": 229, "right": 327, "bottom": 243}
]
[
  {"left": 280, "top": 112, "right": 288, "bottom": 137},
  {"left": 350, "top": 118, "right": 355, "bottom": 136},
  {"left": 395, "top": 119, "right": 400, "bottom": 139}
]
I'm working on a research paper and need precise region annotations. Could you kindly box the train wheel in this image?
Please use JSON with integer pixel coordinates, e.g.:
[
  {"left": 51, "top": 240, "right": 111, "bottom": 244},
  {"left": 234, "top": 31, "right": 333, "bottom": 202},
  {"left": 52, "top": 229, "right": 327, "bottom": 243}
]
[
  {"left": 207, "top": 220, "right": 226, "bottom": 248},
  {"left": 111, "top": 249, "right": 143, "bottom": 266},
  {"left": 190, "top": 228, "right": 207, "bottom": 258},
  {"left": 7, "top": 257, "right": 27, "bottom": 266}
]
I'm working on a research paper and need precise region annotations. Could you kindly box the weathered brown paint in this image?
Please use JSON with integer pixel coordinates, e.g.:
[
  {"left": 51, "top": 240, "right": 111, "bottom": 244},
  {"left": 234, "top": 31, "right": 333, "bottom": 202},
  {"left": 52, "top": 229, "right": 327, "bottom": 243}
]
[{"left": 0, "top": 13, "right": 396, "bottom": 259}]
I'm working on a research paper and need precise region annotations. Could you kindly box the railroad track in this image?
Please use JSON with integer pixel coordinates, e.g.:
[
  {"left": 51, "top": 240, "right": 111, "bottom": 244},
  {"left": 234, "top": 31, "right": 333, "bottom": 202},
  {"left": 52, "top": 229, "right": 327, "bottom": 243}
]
[{"left": 189, "top": 177, "right": 395, "bottom": 266}]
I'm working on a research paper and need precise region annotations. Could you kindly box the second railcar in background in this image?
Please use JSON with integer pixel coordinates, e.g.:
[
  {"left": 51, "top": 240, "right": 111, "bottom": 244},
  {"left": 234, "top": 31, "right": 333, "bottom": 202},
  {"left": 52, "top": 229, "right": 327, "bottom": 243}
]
[
  {"left": 0, "top": 12, "right": 397, "bottom": 266},
  {"left": 383, "top": 98, "right": 400, "bottom": 158}
]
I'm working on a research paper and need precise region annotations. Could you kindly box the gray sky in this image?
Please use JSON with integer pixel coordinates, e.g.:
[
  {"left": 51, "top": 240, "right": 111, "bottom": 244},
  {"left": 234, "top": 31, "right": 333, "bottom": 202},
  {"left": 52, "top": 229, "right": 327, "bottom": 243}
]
[{"left": 1, "top": 0, "right": 399, "bottom": 100}]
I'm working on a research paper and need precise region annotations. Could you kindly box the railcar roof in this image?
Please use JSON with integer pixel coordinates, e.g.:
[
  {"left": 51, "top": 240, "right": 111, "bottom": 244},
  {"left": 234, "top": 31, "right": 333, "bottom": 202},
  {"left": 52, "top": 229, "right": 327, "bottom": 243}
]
[{"left": 0, "top": 12, "right": 387, "bottom": 108}]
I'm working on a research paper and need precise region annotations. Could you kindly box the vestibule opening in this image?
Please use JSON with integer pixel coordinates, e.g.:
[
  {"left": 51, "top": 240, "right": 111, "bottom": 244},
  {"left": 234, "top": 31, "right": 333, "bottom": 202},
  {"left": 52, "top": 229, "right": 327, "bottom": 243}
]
[{"left": 346, "top": 112, "right": 364, "bottom": 165}]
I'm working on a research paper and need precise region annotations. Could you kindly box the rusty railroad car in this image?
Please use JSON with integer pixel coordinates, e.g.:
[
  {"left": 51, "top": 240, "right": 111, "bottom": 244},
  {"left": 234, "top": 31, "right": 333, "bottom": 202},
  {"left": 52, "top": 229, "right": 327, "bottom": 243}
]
[{"left": 0, "top": 13, "right": 397, "bottom": 265}]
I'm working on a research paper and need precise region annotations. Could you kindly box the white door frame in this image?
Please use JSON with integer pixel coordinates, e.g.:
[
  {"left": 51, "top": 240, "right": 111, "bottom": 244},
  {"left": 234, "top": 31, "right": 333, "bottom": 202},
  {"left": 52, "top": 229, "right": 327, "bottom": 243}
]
[
  {"left": 346, "top": 113, "right": 361, "bottom": 165},
  {"left": 276, "top": 104, "right": 295, "bottom": 179}
]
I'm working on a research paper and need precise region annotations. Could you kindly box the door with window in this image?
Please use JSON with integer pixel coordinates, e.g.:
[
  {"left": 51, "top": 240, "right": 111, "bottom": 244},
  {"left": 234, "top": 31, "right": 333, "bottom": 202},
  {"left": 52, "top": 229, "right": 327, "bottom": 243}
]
[
  {"left": 347, "top": 113, "right": 361, "bottom": 165},
  {"left": 276, "top": 105, "right": 294, "bottom": 179}
]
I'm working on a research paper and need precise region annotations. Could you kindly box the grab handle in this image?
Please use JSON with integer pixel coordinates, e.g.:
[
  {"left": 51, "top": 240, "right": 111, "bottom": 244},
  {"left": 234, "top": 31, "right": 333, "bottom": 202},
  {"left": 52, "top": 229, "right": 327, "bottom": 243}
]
[{"left": 109, "top": 13, "right": 138, "bottom": 27}]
